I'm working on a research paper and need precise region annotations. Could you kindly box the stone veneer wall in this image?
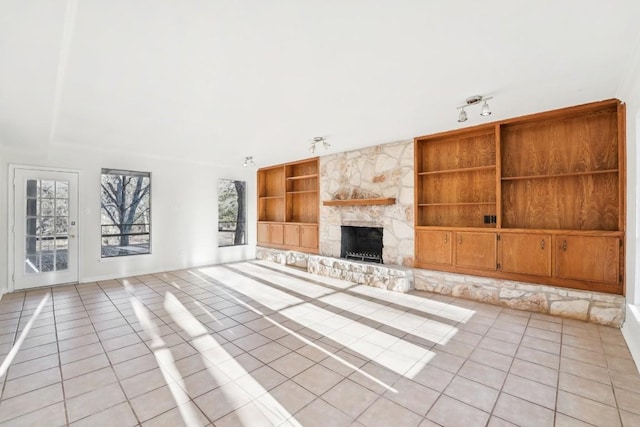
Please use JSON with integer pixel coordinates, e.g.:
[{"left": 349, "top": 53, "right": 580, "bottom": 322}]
[
  {"left": 319, "top": 140, "right": 414, "bottom": 266},
  {"left": 255, "top": 247, "right": 625, "bottom": 327},
  {"left": 414, "top": 269, "right": 625, "bottom": 327}
]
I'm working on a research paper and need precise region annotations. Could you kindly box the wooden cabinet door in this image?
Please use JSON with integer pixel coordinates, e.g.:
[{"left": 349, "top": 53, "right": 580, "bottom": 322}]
[
  {"left": 454, "top": 232, "right": 496, "bottom": 271},
  {"left": 416, "top": 230, "right": 452, "bottom": 265},
  {"left": 284, "top": 224, "right": 300, "bottom": 247},
  {"left": 257, "top": 223, "right": 270, "bottom": 245},
  {"left": 555, "top": 235, "right": 619, "bottom": 284},
  {"left": 300, "top": 225, "right": 318, "bottom": 249},
  {"left": 500, "top": 233, "right": 551, "bottom": 277},
  {"left": 269, "top": 224, "right": 284, "bottom": 245}
]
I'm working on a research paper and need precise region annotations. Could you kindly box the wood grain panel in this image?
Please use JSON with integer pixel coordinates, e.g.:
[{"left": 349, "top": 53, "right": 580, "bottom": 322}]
[
  {"left": 416, "top": 230, "right": 452, "bottom": 265},
  {"left": 287, "top": 192, "right": 318, "bottom": 223},
  {"left": 501, "top": 173, "right": 619, "bottom": 230},
  {"left": 418, "top": 205, "right": 497, "bottom": 228},
  {"left": 420, "top": 169, "right": 496, "bottom": 204},
  {"left": 300, "top": 225, "right": 318, "bottom": 249},
  {"left": 454, "top": 232, "right": 497, "bottom": 270},
  {"left": 501, "top": 110, "right": 618, "bottom": 177},
  {"left": 284, "top": 224, "right": 300, "bottom": 246},
  {"left": 287, "top": 159, "right": 318, "bottom": 177},
  {"left": 288, "top": 178, "right": 317, "bottom": 192},
  {"left": 500, "top": 233, "right": 551, "bottom": 277},
  {"left": 259, "top": 198, "right": 284, "bottom": 222},
  {"left": 423, "top": 132, "right": 496, "bottom": 172},
  {"left": 257, "top": 223, "right": 270, "bottom": 245},
  {"left": 555, "top": 235, "right": 619, "bottom": 284},
  {"left": 270, "top": 224, "right": 284, "bottom": 245},
  {"left": 262, "top": 168, "right": 285, "bottom": 197}
]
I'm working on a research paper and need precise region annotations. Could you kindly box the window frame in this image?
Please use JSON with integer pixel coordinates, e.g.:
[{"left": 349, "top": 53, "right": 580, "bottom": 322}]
[{"left": 100, "top": 168, "right": 152, "bottom": 258}]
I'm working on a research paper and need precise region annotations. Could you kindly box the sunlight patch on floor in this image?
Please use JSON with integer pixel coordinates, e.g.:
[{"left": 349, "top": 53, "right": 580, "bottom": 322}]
[
  {"left": 0, "top": 293, "right": 50, "bottom": 377},
  {"left": 164, "top": 292, "right": 301, "bottom": 426},
  {"left": 199, "top": 266, "right": 435, "bottom": 379},
  {"left": 130, "top": 294, "right": 200, "bottom": 426}
]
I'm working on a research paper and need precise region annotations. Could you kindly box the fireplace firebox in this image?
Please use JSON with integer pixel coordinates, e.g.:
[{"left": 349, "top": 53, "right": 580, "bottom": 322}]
[{"left": 340, "top": 226, "right": 383, "bottom": 264}]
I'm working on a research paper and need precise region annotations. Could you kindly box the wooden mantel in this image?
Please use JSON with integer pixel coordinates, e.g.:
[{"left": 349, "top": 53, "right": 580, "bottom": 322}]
[{"left": 323, "top": 197, "right": 396, "bottom": 207}]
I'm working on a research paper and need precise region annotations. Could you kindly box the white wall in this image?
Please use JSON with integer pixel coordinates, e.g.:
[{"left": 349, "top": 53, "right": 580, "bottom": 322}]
[
  {"left": 0, "top": 144, "right": 256, "bottom": 294},
  {"left": 617, "top": 40, "right": 640, "bottom": 371}
]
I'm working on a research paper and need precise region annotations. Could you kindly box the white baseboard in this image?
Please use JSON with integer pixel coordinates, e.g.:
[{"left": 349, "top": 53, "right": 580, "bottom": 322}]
[{"left": 621, "top": 304, "right": 640, "bottom": 374}]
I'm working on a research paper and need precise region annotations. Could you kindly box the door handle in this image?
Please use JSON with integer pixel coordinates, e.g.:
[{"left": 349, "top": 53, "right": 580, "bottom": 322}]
[
  {"left": 562, "top": 240, "right": 568, "bottom": 251},
  {"left": 458, "top": 235, "right": 462, "bottom": 244},
  {"left": 444, "top": 234, "right": 448, "bottom": 244},
  {"left": 540, "top": 239, "right": 545, "bottom": 250}
]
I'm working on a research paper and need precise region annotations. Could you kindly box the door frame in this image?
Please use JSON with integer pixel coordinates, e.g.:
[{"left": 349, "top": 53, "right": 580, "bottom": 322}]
[{"left": 8, "top": 164, "right": 82, "bottom": 292}]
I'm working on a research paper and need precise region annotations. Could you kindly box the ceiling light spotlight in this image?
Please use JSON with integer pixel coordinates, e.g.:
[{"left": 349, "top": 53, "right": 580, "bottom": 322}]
[
  {"left": 458, "top": 108, "right": 468, "bottom": 123},
  {"left": 309, "top": 136, "right": 330, "bottom": 153},
  {"left": 456, "top": 95, "right": 493, "bottom": 122},
  {"left": 480, "top": 100, "right": 492, "bottom": 116},
  {"left": 243, "top": 156, "right": 255, "bottom": 167}
]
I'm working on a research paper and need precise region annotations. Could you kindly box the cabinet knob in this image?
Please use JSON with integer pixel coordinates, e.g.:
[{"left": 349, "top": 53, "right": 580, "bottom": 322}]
[
  {"left": 562, "top": 240, "right": 568, "bottom": 251},
  {"left": 540, "top": 239, "right": 545, "bottom": 250},
  {"left": 444, "top": 234, "right": 448, "bottom": 244},
  {"left": 458, "top": 235, "right": 462, "bottom": 244}
]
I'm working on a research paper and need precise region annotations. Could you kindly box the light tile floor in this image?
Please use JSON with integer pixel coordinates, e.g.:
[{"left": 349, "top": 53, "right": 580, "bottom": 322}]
[{"left": 0, "top": 260, "right": 638, "bottom": 426}]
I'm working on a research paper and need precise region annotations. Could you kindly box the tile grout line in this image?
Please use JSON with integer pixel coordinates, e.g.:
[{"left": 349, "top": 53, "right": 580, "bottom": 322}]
[{"left": 52, "top": 287, "right": 72, "bottom": 426}]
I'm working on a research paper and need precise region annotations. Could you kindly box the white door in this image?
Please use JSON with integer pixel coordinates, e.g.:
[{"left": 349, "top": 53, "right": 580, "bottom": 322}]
[{"left": 12, "top": 168, "right": 79, "bottom": 290}]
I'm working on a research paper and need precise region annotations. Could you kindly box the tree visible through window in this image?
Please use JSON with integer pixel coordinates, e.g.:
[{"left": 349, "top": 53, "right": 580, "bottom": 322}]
[
  {"left": 218, "top": 179, "right": 246, "bottom": 246},
  {"left": 101, "top": 169, "right": 151, "bottom": 257}
]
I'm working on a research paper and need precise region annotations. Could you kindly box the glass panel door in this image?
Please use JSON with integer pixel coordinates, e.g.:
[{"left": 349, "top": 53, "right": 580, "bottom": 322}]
[{"left": 13, "top": 168, "right": 78, "bottom": 290}]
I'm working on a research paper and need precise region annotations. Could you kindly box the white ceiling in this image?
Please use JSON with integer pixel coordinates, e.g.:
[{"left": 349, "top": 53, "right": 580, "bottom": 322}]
[{"left": 2, "top": 1, "right": 640, "bottom": 168}]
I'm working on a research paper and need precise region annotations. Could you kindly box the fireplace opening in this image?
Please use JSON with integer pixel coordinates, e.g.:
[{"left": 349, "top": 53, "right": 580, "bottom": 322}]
[{"left": 340, "top": 226, "right": 383, "bottom": 264}]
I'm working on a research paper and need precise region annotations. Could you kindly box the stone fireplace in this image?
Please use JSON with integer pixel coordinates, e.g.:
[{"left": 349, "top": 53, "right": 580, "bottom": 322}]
[
  {"left": 341, "top": 226, "right": 383, "bottom": 263},
  {"left": 319, "top": 140, "right": 415, "bottom": 266}
]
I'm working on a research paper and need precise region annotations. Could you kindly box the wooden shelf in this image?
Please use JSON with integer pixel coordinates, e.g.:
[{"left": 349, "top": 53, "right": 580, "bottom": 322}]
[
  {"left": 417, "top": 165, "right": 496, "bottom": 176},
  {"left": 418, "top": 202, "right": 495, "bottom": 207},
  {"left": 286, "top": 174, "right": 318, "bottom": 181},
  {"left": 501, "top": 169, "right": 618, "bottom": 181},
  {"left": 287, "top": 190, "right": 318, "bottom": 195},
  {"left": 259, "top": 195, "right": 284, "bottom": 200},
  {"left": 323, "top": 198, "right": 396, "bottom": 206}
]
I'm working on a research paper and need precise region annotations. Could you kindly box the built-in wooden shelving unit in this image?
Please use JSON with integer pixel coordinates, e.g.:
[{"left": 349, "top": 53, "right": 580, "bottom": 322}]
[
  {"left": 414, "top": 99, "right": 626, "bottom": 295},
  {"left": 257, "top": 157, "right": 319, "bottom": 253}
]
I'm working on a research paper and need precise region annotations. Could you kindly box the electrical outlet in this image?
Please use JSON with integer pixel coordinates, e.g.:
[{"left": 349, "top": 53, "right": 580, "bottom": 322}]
[
  {"left": 483, "top": 215, "right": 491, "bottom": 224},
  {"left": 490, "top": 215, "right": 497, "bottom": 224}
]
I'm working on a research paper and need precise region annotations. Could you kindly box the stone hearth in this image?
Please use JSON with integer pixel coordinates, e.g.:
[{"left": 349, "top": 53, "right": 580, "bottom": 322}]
[{"left": 255, "top": 248, "right": 413, "bottom": 293}]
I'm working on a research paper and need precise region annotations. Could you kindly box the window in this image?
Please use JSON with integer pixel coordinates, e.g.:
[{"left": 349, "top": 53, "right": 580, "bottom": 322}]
[
  {"left": 100, "top": 169, "right": 151, "bottom": 257},
  {"left": 218, "top": 179, "right": 246, "bottom": 246}
]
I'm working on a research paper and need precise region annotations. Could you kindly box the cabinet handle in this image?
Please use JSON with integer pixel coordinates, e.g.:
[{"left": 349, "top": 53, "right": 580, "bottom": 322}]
[
  {"left": 458, "top": 235, "right": 462, "bottom": 244},
  {"left": 540, "top": 239, "right": 545, "bottom": 250},
  {"left": 444, "top": 234, "right": 448, "bottom": 244},
  {"left": 562, "top": 240, "right": 568, "bottom": 251}
]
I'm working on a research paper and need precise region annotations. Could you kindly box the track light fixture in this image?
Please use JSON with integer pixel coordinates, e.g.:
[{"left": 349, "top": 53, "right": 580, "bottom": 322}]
[
  {"left": 243, "top": 156, "right": 255, "bottom": 167},
  {"left": 456, "top": 95, "right": 493, "bottom": 122},
  {"left": 309, "top": 136, "right": 330, "bottom": 153}
]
